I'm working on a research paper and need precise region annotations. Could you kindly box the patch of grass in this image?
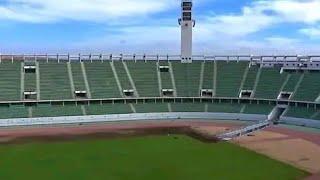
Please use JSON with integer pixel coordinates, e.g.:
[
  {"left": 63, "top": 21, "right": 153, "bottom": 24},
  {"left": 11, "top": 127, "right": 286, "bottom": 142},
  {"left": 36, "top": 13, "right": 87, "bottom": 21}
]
[{"left": 0, "top": 135, "right": 307, "bottom": 180}]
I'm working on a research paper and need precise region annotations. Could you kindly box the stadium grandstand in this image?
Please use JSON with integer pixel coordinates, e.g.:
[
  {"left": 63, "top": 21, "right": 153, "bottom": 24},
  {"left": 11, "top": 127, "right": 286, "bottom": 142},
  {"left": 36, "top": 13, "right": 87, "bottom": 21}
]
[{"left": 0, "top": 54, "right": 319, "bottom": 129}]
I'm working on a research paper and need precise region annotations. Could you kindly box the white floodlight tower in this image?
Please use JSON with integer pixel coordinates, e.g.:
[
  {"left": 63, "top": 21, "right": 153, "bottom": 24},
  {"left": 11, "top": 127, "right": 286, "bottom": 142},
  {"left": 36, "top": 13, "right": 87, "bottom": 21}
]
[{"left": 179, "top": 0, "right": 195, "bottom": 63}]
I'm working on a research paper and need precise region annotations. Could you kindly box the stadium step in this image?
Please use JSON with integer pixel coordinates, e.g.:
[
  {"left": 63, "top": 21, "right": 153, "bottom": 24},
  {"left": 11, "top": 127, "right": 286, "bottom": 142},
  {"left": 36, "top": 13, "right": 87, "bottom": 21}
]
[
  {"left": 36, "top": 62, "right": 40, "bottom": 100},
  {"left": 129, "top": 103, "right": 136, "bottom": 113},
  {"left": 156, "top": 62, "right": 163, "bottom": 96},
  {"left": 168, "top": 62, "right": 177, "bottom": 97},
  {"left": 123, "top": 62, "right": 139, "bottom": 97},
  {"left": 278, "top": 74, "right": 291, "bottom": 94},
  {"left": 67, "top": 62, "right": 76, "bottom": 98},
  {"left": 81, "top": 105, "right": 87, "bottom": 115},
  {"left": 20, "top": 62, "right": 25, "bottom": 100},
  {"left": 28, "top": 107, "right": 32, "bottom": 118},
  {"left": 213, "top": 61, "right": 217, "bottom": 96},
  {"left": 251, "top": 67, "right": 262, "bottom": 98},
  {"left": 238, "top": 65, "right": 249, "bottom": 95},
  {"left": 311, "top": 111, "right": 320, "bottom": 119},
  {"left": 110, "top": 62, "right": 124, "bottom": 97},
  {"left": 198, "top": 62, "right": 205, "bottom": 95},
  {"left": 81, "top": 62, "right": 92, "bottom": 98},
  {"left": 204, "top": 103, "right": 208, "bottom": 112},
  {"left": 168, "top": 103, "right": 172, "bottom": 112},
  {"left": 291, "top": 73, "right": 305, "bottom": 99}
]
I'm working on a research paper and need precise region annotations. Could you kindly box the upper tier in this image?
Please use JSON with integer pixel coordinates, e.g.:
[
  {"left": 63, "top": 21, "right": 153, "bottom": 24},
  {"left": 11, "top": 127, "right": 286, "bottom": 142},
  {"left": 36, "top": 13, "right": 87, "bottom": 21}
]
[{"left": 0, "top": 60, "right": 319, "bottom": 102}]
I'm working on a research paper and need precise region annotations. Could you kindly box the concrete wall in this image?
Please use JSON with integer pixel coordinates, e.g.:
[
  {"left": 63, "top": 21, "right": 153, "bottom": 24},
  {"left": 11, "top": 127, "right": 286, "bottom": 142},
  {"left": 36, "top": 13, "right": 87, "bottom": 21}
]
[
  {"left": 0, "top": 112, "right": 318, "bottom": 129},
  {"left": 0, "top": 112, "right": 267, "bottom": 127}
]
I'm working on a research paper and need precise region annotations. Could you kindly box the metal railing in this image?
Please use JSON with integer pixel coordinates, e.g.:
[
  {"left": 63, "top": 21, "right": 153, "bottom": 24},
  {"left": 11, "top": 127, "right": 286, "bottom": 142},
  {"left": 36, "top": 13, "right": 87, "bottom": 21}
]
[
  {"left": 1, "top": 54, "right": 320, "bottom": 62},
  {"left": 216, "top": 120, "right": 271, "bottom": 140}
]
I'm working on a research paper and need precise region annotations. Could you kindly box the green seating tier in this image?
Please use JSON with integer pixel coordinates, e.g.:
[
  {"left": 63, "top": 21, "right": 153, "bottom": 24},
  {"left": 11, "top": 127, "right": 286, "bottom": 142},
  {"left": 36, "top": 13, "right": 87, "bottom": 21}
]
[
  {"left": 24, "top": 72, "right": 36, "bottom": 92},
  {"left": 85, "top": 104, "right": 132, "bottom": 115},
  {"left": 255, "top": 68, "right": 286, "bottom": 99},
  {"left": 172, "top": 62, "right": 202, "bottom": 97},
  {"left": 126, "top": 61, "right": 159, "bottom": 97},
  {"left": 0, "top": 105, "right": 28, "bottom": 119},
  {"left": 207, "top": 103, "right": 242, "bottom": 113},
  {"left": 242, "top": 66, "right": 259, "bottom": 90},
  {"left": 70, "top": 63, "right": 86, "bottom": 91},
  {"left": 32, "top": 104, "right": 83, "bottom": 117},
  {"left": 171, "top": 103, "right": 205, "bottom": 112},
  {"left": 84, "top": 62, "right": 121, "bottom": 98},
  {"left": 293, "top": 72, "right": 320, "bottom": 101},
  {"left": 243, "top": 104, "right": 274, "bottom": 114},
  {"left": 39, "top": 62, "right": 72, "bottom": 100},
  {"left": 159, "top": 62, "right": 173, "bottom": 90},
  {"left": 0, "top": 62, "right": 21, "bottom": 101},
  {"left": 285, "top": 107, "right": 317, "bottom": 119},
  {"left": 202, "top": 62, "right": 214, "bottom": 89},
  {"left": 113, "top": 62, "right": 132, "bottom": 90},
  {"left": 135, "top": 103, "right": 169, "bottom": 113},
  {"left": 282, "top": 72, "right": 302, "bottom": 92},
  {"left": 216, "top": 61, "right": 248, "bottom": 97}
]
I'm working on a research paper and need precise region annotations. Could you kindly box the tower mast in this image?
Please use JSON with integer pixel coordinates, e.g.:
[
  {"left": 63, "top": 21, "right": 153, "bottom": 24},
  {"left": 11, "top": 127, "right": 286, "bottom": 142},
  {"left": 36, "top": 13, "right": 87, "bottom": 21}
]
[{"left": 179, "top": 0, "right": 195, "bottom": 63}]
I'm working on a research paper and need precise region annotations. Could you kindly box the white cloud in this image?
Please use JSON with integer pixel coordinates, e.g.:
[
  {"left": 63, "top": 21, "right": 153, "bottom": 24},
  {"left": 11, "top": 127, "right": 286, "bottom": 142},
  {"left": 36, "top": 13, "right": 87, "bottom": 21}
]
[
  {"left": 2, "top": 0, "right": 320, "bottom": 55},
  {"left": 300, "top": 26, "right": 320, "bottom": 38},
  {"left": 196, "top": 0, "right": 320, "bottom": 38},
  {"left": 71, "top": 25, "right": 180, "bottom": 54},
  {"left": 0, "top": 0, "right": 177, "bottom": 23},
  {"left": 199, "top": 6, "right": 276, "bottom": 37},
  {"left": 264, "top": 0, "right": 320, "bottom": 24}
]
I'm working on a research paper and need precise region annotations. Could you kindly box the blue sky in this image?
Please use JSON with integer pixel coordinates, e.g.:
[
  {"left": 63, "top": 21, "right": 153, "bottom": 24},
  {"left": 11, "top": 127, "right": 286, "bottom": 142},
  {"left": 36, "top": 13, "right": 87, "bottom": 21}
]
[{"left": 0, "top": 0, "right": 320, "bottom": 54}]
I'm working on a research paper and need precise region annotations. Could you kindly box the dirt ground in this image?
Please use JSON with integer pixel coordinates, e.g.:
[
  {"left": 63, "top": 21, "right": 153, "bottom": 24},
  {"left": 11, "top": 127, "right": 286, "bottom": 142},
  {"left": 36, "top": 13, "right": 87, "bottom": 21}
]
[
  {"left": 0, "top": 120, "right": 319, "bottom": 179},
  {"left": 0, "top": 120, "right": 242, "bottom": 144},
  {"left": 233, "top": 125, "right": 320, "bottom": 179}
]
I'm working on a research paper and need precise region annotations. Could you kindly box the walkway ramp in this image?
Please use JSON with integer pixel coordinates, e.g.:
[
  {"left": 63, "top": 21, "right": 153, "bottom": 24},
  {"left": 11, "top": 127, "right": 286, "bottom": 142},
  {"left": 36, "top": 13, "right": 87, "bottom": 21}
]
[{"left": 216, "top": 120, "right": 271, "bottom": 141}]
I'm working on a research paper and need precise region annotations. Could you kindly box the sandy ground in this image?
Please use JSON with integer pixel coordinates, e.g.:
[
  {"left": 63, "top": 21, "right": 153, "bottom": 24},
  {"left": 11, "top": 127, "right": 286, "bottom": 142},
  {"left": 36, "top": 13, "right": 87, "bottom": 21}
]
[{"left": 233, "top": 125, "right": 320, "bottom": 179}]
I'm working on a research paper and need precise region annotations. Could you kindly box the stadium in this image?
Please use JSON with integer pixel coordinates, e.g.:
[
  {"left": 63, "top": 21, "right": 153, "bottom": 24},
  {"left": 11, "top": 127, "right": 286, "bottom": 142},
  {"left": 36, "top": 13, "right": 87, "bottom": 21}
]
[{"left": 0, "top": 0, "right": 320, "bottom": 180}]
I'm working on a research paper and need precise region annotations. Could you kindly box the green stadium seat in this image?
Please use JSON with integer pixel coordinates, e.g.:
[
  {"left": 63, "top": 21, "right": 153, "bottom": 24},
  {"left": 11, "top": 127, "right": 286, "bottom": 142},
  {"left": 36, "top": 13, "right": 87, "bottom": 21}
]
[
  {"left": 85, "top": 103, "right": 132, "bottom": 115},
  {"left": 70, "top": 63, "right": 86, "bottom": 91},
  {"left": 32, "top": 104, "right": 83, "bottom": 117},
  {"left": 284, "top": 106, "right": 317, "bottom": 119},
  {"left": 134, "top": 103, "right": 169, "bottom": 113},
  {"left": 84, "top": 62, "right": 121, "bottom": 98},
  {"left": 126, "top": 61, "right": 159, "bottom": 97},
  {"left": 159, "top": 61, "right": 174, "bottom": 90},
  {"left": 172, "top": 62, "right": 202, "bottom": 97},
  {"left": 171, "top": 103, "right": 205, "bottom": 112},
  {"left": 202, "top": 61, "right": 214, "bottom": 90},
  {"left": 242, "top": 65, "right": 259, "bottom": 90},
  {"left": 282, "top": 72, "right": 302, "bottom": 92},
  {"left": 0, "top": 105, "right": 28, "bottom": 119},
  {"left": 24, "top": 71, "right": 36, "bottom": 92},
  {"left": 207, "top": 103, "right": 242, "bottom": 113},
  {"left": 113, "top": 61, "right": 132, "bottom": 90},
  {"left": 255, "top": 68, "right": 287, "bottom": 99},
  {"left": 243, "top": 104, "right": 274, "bottom": 114},
  {"left": 293, "top": 72, "right": 320, "bottom": 101},
  {"left": 216, "top": 61, "right": 248, "bottom": 97},
  {"left": 0, "top": 62, "right": 21, "bottom": 101},
  {"left": 39, "top": 62, "right": 72, "bottom": 100}
]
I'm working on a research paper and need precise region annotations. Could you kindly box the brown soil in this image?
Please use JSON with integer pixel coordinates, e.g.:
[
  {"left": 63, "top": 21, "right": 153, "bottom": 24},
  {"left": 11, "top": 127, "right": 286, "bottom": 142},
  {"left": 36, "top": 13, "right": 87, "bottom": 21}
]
[
  {"left": 233, "top": 125, "right": 320, "bottom": 179},
  {"left": 0, "top": 120, "right": 241, "bottom": 145}
]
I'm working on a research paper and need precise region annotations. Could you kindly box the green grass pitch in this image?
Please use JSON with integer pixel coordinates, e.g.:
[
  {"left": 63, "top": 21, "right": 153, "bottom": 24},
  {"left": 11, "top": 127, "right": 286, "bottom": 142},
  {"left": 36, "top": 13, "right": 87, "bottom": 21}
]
[{"left": 0, "top": 135, "right": 307, "bottom": 180}]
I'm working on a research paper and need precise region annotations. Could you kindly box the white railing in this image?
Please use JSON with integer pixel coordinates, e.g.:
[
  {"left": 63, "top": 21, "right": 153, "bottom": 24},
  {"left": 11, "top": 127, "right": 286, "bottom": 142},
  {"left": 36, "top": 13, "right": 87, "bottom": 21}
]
[
  {"left": 1, "top": 54, "right": 320, "bottom": 62},
  {"left": 0, "top": 112, "right": 267, "bottom": 127},
  {"left": 217, "top": 120, "right": 271, "bottom": 140}
]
